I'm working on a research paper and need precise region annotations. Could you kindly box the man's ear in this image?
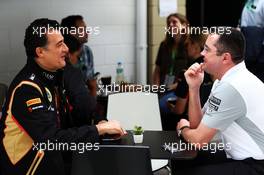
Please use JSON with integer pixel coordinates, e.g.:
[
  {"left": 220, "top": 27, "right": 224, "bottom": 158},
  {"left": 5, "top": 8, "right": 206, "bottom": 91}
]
[
  {"left": 222, "top": 52, "right": 232, "bottom": 65},
  {"left": 35, "top": 47, "right": 45, "bottom": 58}
]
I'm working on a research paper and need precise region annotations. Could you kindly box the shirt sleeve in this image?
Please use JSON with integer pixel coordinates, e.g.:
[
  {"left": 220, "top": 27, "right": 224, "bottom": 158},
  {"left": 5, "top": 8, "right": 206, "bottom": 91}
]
[
  {"left": 64, "top": 66, "right": 97, "bottom": 125},
  {"left": 201, "top": 82, "right": 247, "bottom": 131},
  {"left": 12, "top": 84, "right": 99, "bottom": 144},
  {"left": 85, "top": 45, "right": 95, "bottom": 80}
]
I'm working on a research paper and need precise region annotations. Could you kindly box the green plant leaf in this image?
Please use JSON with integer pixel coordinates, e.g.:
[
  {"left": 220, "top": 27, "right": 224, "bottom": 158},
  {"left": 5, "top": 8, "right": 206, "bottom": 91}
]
[{"left": 133, "top": 125, "right": 144, "bottom": 135}]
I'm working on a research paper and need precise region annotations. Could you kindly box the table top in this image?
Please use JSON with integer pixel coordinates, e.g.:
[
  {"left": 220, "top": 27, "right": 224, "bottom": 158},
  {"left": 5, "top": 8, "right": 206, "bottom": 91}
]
[{"left": 100, "top": 130, "right": 197, "bottom": 160}]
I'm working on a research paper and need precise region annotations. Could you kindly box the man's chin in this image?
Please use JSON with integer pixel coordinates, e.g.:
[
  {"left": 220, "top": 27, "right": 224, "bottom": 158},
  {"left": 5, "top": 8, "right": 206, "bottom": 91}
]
[{"left": 59, "top": 61, "right": 66, "bottom": 69}]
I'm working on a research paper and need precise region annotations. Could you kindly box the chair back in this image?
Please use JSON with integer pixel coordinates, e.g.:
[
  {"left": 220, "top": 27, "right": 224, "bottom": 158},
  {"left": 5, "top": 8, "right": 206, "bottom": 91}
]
[
  {"left": 107, "top": 92, "right": 162, "bottom": 130},
  {"left": 0, "top": 83, "right": 8, "bottom": 110},
  {"left": 71, "top": 145, "right": 153, "bottom": 175}
]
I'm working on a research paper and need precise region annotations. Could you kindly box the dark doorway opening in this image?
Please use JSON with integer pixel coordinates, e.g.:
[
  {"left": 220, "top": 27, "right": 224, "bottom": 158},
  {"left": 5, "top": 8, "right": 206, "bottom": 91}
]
[{"left": 186, "top": 0, "right": 246, "bottom": 27}]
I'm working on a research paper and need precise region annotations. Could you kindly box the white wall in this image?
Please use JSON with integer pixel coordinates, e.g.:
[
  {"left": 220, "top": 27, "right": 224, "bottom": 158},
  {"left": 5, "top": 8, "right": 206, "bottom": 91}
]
[{"left": 0, "top": 0, "right": 136, "bottom": 85}]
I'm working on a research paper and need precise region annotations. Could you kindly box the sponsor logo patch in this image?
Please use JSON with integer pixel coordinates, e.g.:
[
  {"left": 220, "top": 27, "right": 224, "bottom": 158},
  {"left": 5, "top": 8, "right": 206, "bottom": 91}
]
[
  {"left": 208, "top": 96, "right": 221, "bottom": 112},
  {"left": 28, "top": 105, "right": 44, "bottom": 112},
  {"left": 31, "top": 105, "right": 44, "bottom": 110},
  {"left": 26, "top": 98, "right": 41, "bottom": 107}
]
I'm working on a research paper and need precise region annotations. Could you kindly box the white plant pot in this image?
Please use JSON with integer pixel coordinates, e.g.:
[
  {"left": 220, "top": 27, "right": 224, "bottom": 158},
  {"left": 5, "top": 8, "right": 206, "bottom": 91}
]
[{"left": 133, "top": 134, "right": 143, "bottom": 143}]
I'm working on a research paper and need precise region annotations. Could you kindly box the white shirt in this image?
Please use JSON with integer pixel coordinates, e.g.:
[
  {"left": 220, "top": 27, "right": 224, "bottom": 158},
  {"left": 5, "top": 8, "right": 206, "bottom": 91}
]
[
  {"left": 202, "top": 61, "right": 264, "bottom": 160},
  {"left": 241, "top": 0, "right": 264, "bottom": 27}
]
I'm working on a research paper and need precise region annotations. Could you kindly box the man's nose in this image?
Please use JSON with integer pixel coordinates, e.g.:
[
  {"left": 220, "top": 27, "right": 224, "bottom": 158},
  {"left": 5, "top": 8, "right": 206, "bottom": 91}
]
[
  {"left": 201, "top": 49, "right": 205, "bottom": 56},
  {"left": 63, "top": 42, "right": 69, "bottom": 52}
]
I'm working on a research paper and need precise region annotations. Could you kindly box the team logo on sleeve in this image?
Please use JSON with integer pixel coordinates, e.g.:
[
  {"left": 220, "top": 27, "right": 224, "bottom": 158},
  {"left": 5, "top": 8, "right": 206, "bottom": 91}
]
[
  {"left": 26, "top": 98, "right": 44, "bottom": 112},
  {"left": 26, "top": 98, "right": 41, "bottom": 107},
  {"left": 208, "top": 96, "right": 221, "bottom": 112},
  {"left": 45, "top": 87, "right": 52, "bottom": 102}
]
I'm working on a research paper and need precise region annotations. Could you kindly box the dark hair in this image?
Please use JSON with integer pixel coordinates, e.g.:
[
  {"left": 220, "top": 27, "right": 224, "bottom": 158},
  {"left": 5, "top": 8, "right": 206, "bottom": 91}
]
[
  {"left": 24, "top": 18, "right": 60, "bottom": 58},
  {"left": 188, "top": 33, "right": 207, "bottom": 51},
  {"left": 164, "top": 13, "right": 189, "bottom": 47},
  {"left": 214, "top": 27, "right": 245, "bottom": 64},
  {"left": 61, "top": 15, "right": 83, "bottom": 29},
  {"left": 63, "top": 34, "right": 81, "bottom": 54},
  {"left": 162, "top": 13, "right": 189, "bottom": 60}
]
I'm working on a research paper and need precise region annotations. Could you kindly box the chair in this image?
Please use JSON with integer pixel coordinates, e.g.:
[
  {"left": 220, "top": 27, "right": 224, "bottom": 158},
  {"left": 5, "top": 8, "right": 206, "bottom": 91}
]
[
  {"left": 0, "top": 83, "right": 8, "bottom": 111},
  {"left": 106, "top": 92, "right": 168, "bottom": 171},
  {"left": 107, "top": 92, "right": 162, "bottom": 130},
  {"left": 71, "top": 145, "right": 153, "bottom": 175}
]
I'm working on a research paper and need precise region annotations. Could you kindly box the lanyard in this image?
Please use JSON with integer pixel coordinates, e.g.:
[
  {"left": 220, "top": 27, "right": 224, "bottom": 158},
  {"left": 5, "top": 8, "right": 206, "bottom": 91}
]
[{"left": 169, "top": 49, "right": 177, "bottom": 75}]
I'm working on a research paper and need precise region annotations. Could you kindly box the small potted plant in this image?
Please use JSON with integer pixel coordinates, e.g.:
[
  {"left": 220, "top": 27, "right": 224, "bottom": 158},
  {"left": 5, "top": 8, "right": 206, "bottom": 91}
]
[{"left": 132, "top": 125, "right": 144, "bottom": 143}]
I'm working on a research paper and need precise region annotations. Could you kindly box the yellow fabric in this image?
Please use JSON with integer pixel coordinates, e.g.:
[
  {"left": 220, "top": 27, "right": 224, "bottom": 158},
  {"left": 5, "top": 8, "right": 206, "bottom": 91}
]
[{"left": 3, "top": 81, "right": 43, "bottom": 165}]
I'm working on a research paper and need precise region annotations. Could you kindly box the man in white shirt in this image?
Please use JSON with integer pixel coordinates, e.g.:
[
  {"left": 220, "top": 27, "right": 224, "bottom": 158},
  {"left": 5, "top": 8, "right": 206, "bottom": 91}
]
[
  {"left": 175, "top": 27, "right": 264, "bottom": 175},
  {"left": 240, "top": 0, "right": 264, "bottom": 82}
]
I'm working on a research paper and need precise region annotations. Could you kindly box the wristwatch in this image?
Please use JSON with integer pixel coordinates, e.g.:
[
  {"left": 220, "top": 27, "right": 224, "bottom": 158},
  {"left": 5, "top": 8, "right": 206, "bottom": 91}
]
[{"left": 177, "top": 125, "right": 190, "bottom": 138}]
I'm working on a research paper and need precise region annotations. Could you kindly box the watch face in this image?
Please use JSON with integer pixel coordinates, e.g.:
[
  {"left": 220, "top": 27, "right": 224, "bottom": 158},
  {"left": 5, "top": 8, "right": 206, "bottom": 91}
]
[
  {"left": 178, "top": 126, "right": 190, "bottom": 138},
  {"left": 177, "top": 129, "right": 181, "bottom": 137}
]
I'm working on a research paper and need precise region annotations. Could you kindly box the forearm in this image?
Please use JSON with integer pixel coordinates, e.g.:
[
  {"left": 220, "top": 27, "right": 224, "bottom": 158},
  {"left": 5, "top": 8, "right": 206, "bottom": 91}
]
[
  {"left": 181, "top": 128, "right": 205, "bottom": 148},
  {"left": 52, "top": 125, "right": 100, "bottom": 143},
  {"left": 24, "top": 121, "right": 100, "bottom": 144},
  {"left": 188, "top": 88, "right": 203, "bottom": 128},
  {"left": 180, "top": 124, "right": 217, "bottom": 148}
]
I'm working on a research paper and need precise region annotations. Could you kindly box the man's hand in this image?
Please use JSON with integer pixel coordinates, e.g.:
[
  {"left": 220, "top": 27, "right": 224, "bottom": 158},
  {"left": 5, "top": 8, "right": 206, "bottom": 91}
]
[
  {"left": 167, "top": 83, "right": 178, "bottom": 91},
  {"left": 177, "top": 119, "right": 190, "bottom": 131},
  {"left": 184, "top": 63, "right": 204, "bottom": 90},
  {"left": 96, "top": 120, "right": 127, "bottom": 136},
  {"left": 98, "top": 120, "right": 107, "bottom": 124}
]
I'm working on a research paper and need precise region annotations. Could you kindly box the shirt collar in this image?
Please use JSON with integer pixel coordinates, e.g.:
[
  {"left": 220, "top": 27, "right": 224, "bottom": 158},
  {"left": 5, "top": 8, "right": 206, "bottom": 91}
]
[
  {"left": 26, "top": 57, "right": 59, "bottom": 86},
  {"left": 220, "top": 61, "right": 246, "bottom": 82}
]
